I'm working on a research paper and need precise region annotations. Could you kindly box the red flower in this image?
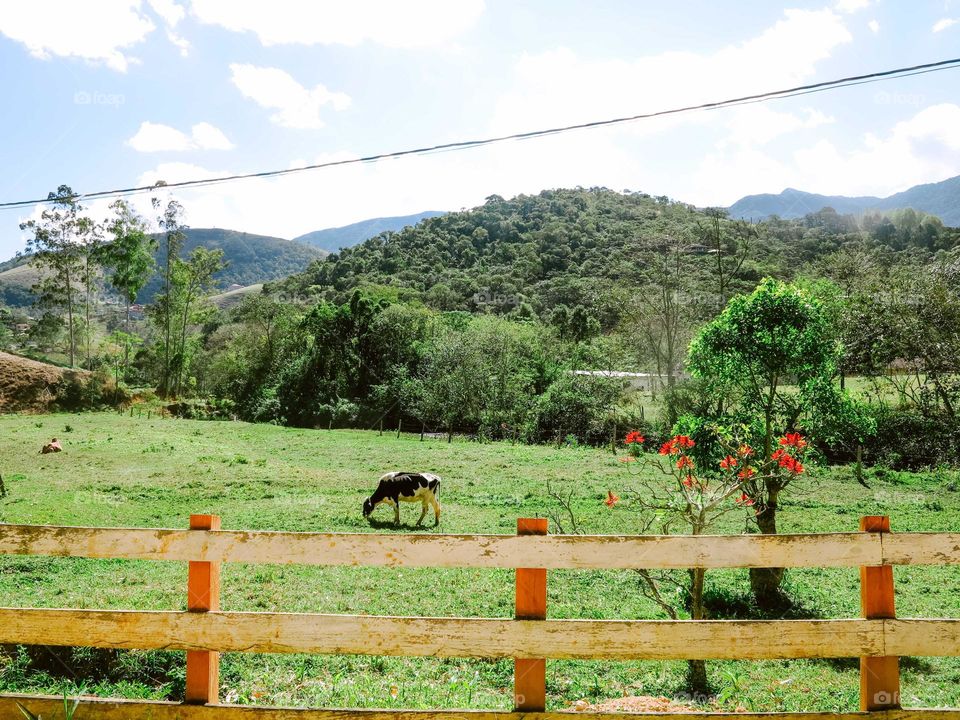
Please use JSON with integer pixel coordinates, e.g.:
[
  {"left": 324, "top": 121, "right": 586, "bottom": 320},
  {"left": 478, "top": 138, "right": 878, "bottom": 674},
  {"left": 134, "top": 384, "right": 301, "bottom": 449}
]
[
  {"left": 780, "top": 433, "right": 807, "bottom": 449},
  {"left": 659, "top": 440, "right": 676, "bottom": 455},
  {"left": 738, "top": 443, "right": 754, "bottom": 457},
  {"left": 605, "top": 490, "right": 620, "bottom": 507},
  {"left": 676, "top": 455, "right": 694, "bottom": 470},
  {"left": 719, "top": 455, "right": 738, "bottom": 470},
  {"left": 681, "top": 476, "right": 694, "bottom": 488},
  {"left": 737, "top": 467, "right": 755, "bottom": 480},
  {"left": 625, "top": 430, "right": 645, "bottom": 445},
  {"left": 675, "top": 435, "right": 695, "bottom": 449},
  {"left": 736, "top": 492, "right": 755, "bottom": 506}
]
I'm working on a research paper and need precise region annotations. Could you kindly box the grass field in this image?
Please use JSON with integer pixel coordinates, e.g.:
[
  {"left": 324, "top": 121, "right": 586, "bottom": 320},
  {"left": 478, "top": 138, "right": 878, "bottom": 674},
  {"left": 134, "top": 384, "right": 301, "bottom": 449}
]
[{"left": 1, "top": 412, "right": 960, "bottom": 711}]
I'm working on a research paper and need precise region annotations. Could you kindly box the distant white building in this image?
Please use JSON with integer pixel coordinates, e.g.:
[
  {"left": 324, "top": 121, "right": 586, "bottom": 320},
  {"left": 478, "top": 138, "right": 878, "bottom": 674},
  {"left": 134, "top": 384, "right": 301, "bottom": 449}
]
[{"left": 570, "top": 370, "right": 680, "bottom": 392}]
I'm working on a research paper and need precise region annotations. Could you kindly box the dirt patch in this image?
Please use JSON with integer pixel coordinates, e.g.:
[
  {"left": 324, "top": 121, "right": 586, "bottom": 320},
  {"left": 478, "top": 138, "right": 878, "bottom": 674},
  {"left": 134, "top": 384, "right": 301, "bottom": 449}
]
[
  {"left": 569, "top": 696, "right": 698, "bottom": 713},
  {"left": 0, "top": 351, "right": 89, "bottom": 413}
]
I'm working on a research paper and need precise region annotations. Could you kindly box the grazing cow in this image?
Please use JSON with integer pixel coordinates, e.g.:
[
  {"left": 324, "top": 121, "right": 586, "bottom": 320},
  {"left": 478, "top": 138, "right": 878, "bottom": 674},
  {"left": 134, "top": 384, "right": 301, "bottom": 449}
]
[
  {"left": 40, "top": 438, "right": 62, "bottom": 454},
  {"left": 363, "top": 472, "right": 441, "bottom": 526}
]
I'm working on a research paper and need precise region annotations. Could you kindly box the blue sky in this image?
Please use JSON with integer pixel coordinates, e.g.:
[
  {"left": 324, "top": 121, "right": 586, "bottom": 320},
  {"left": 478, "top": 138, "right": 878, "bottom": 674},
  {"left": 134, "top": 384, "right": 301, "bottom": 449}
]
[{"left": 1, "top": 0, "right": 959, "bottom": 260}]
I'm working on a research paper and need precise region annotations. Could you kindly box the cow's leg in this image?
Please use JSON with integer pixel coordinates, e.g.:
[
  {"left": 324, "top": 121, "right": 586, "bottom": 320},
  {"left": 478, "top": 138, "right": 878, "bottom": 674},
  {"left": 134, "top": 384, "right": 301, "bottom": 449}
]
[
  {"left": 431, "top": 495, "right": 441, "bottom": 525},
  {"left": 393, "top": 498, "right": 401, "bottom": 525},
  {"left": 416, "top": 500, "right": 428, "bottom": 526}
]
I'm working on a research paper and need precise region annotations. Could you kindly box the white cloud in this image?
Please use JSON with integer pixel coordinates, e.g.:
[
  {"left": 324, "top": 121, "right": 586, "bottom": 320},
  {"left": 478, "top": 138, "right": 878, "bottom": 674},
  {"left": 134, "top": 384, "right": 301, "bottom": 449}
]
[
  {"left": 113, "top": 6, "right": 867, "bottom": 239},
  {"left": 0, "top": 0, "right": 154, "bottom": 71},
  {"left": 190, "top": 0, "right": 483, "bottom": 48},
  {"left": 933, "top": 17, "right": 959, "bottom": 32},
  {"left": 229, "top": 64, "right": 350, "bottom": 129},
  {"left": 127, "top": 121, "right": 234, "bottom": 151},
  {"left": 868, "top": 19, "right": 880, "bottom": 33},
  {"left": 166, "top": 29, "right": 190, "bottom": 56},
  {"left": 719, "top": 106, "right": 834, "bottom": 149},
  {"left": 489, "top": 9, "right": 852, "bottom": 136},
  {"left": 147, "top": 0, "right": 185, "bottom": 26},
  {"left": 693, "top": 103, "right": 960, "bottom": 205}
]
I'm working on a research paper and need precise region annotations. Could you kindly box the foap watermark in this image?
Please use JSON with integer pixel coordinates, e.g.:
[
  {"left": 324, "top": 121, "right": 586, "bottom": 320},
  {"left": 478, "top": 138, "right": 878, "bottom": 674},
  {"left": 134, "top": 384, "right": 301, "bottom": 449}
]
[
  {"left": 874, "top": 90, "right": 925, "bottom": 107},
  {"left": 74, "top": 90, "right": 126, "bottom": 108},
  {"left": 473, "top": 288, "right": 520, "bottom": 308},
  {"left": 873, "top": 691, "right": 900, "bottom": 706},
  {"left": 873, "top": 489, "right": 926, "bottom": 506},
  {"left": 74, "top": 489, "right": 124, "bottom": 507}
]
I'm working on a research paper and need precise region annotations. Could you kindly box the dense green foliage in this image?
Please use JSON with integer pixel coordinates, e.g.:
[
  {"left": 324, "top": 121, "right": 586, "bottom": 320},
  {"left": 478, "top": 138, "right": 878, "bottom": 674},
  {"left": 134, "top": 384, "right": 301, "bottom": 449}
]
[{"left": 274, "top": 189, "right": 959, "bottom": 324}]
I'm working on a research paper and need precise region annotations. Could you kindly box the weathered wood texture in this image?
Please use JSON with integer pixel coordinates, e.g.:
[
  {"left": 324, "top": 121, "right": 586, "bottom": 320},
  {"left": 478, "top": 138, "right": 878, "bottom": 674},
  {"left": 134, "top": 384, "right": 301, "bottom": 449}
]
[
  {"left": 0, "top": 609, "right": 926, "bottom": 659},
  {"left": 4, "top": 695, "right": 960, "bottom": 720},
  {"left": 881, "top": 533, "right": 960, "bottom": 565},
  {"left": 0, "top": 524, "right": 912, "bottom": 568}
]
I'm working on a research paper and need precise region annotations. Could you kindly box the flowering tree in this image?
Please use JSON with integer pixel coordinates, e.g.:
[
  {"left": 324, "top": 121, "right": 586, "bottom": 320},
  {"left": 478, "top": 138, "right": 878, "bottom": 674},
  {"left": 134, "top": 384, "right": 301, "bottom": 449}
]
[
  {"left": 612, "top": 429, "right": 808, "bottom": 692},
  {"left": 687, "top": 278, "right": 838, "bottom": 605}
]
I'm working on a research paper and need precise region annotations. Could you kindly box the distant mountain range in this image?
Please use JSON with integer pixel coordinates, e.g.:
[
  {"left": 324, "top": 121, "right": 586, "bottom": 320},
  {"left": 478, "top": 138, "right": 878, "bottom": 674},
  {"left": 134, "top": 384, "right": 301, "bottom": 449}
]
[
  {"left": 293, "top": 211, "right": 447, "bottom": 252},
  {"left": 728, "top": 174, "right": 960, "bottom": 225}
]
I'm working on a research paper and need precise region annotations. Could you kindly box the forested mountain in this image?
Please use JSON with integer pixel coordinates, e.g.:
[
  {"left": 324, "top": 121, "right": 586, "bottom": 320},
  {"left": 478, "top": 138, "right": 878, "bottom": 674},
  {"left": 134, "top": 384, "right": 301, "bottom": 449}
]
[
  {"left": 729, "top": 173, "right": 960, "bottom": 224},
  {"left": 0, "top": 228, "right": 325, "bottom": 307},
  {"left": 293, "top": 211, "right": 447, "bottom": 252},
  {"left": 138, "top": 229, "right": 325, "bottom": 300},
  {"left": 272, "top": 187, "right": 960, "bottom": 331}
]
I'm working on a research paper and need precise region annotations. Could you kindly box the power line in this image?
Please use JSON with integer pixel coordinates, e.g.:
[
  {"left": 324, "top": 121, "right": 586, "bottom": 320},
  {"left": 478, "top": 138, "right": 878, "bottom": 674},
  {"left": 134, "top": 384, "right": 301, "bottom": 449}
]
[{"left": 3, "top": 56, "right": 959, "bottom": 211}]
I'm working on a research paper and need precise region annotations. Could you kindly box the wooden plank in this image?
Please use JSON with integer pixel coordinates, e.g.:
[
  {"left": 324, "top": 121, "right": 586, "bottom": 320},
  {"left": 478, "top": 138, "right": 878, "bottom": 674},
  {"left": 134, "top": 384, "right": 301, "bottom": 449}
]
[
  {"left": 0, "top": 609, "right": 887, "bottom": 659},
  {"left": 859, "top": 516, "right": 900, "bottom": 711},
  {"left": 0, "top": 524, "right": 884, "bottom": 569},
  {"left": 514, "top": 518, "right": 547, "bottom": 712},
  {"left": 4, "top": 695, "right": 960, "bottom": 720},
  {"left": 186, "top": 514, "right": 221, "bottom": 705},
  {"left": 882, "top": 533, "right": 960, "bottom": 565},
  {"left": 883, "top": 619, "right": 960, "bottom": 657}
]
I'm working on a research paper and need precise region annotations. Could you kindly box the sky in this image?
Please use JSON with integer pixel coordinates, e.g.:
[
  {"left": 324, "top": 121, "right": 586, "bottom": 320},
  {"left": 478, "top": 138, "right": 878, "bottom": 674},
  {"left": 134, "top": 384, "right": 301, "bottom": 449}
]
[{"left": 0, "top": 0, "right": 959, "bottom": 260}]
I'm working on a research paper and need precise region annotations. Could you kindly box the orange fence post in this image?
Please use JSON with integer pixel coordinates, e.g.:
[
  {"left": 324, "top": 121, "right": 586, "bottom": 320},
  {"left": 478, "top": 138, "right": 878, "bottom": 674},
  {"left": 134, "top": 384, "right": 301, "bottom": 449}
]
[
  {"left": 859, "top": 515, "right": 900, "bottom": 711},
  {"left": 514, "top": 517, "right": 548, "bottom": 712},
  {"left": 185, "top": 514, "right": 221, "bottom": 705}
]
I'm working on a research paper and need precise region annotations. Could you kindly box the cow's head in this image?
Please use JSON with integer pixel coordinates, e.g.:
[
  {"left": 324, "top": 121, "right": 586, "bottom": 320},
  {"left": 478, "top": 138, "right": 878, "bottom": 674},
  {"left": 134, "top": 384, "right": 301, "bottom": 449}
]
[{"left": 362, "top": 497, "right": 375, "bottom": 518}]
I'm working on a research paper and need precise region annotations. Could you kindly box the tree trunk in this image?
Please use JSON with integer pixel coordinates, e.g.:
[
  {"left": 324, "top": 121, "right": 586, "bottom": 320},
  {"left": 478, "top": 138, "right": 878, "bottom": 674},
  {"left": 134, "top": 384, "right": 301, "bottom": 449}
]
[
  {"left": 65, "top": 265, "right": 75, "bottom": 367},
  {"left": 686, "top": 566, "right": 709, "bottom": 694},
  {"left": 749, "top": 484, "right": 786, "bottom": 606}
]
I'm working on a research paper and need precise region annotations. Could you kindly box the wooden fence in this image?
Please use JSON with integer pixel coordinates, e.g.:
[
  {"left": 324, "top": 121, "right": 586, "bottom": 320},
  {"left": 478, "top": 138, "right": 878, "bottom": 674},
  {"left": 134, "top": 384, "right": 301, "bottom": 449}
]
[{"left": 1, "top": 515, "right": 960, "bottom": 719}]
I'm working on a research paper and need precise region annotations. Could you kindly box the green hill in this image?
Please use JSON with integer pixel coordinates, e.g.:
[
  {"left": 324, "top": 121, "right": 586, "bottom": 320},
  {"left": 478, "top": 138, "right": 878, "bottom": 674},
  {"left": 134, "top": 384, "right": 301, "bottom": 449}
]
[
  {"left": 272, "top": 187, "right": 960, "bottom": 330},
  {"left": 138, "top": 228, "right": 325, "bottom": 301},
  {"left": 0, "top": 228, "right": 325, "bottom": 307},
  {"left": 273, "top": 188, "right": 767, "bottom": 320}
]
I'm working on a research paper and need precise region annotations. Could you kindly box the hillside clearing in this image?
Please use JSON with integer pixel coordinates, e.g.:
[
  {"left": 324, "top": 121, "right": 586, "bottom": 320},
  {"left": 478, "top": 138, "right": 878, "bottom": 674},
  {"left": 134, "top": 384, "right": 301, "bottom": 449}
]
[{"left": 1, "top": 413, "right": 959, "bottom": 710}]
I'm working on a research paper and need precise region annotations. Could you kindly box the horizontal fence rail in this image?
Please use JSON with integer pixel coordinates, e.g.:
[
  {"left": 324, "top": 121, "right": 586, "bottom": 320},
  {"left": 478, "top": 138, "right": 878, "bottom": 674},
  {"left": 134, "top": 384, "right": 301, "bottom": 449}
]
[
  {"left": 5, "top": 697, "right": 960, "bottom": 720},
  {"left": 3, "top": 524, "right": 960, "bottom": 568},
  {"left": 2, "top": 609, "right": 958, "bottom": 660},
  {"left": 2, "top": 516, "right": 960, "bottom": 718}
]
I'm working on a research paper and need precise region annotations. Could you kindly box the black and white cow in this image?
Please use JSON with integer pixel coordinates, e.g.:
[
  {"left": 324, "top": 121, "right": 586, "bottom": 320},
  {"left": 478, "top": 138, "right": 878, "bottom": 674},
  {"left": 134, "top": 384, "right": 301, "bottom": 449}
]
[{"left": 362, "top": 471, "right": 441, "bottom": 526}]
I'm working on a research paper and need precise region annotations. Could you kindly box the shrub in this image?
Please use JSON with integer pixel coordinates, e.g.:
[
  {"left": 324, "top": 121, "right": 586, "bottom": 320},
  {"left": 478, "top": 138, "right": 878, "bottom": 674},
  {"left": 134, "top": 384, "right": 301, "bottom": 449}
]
[{"left": 524, "top": 373, "right": 625, "bottom": 445}]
